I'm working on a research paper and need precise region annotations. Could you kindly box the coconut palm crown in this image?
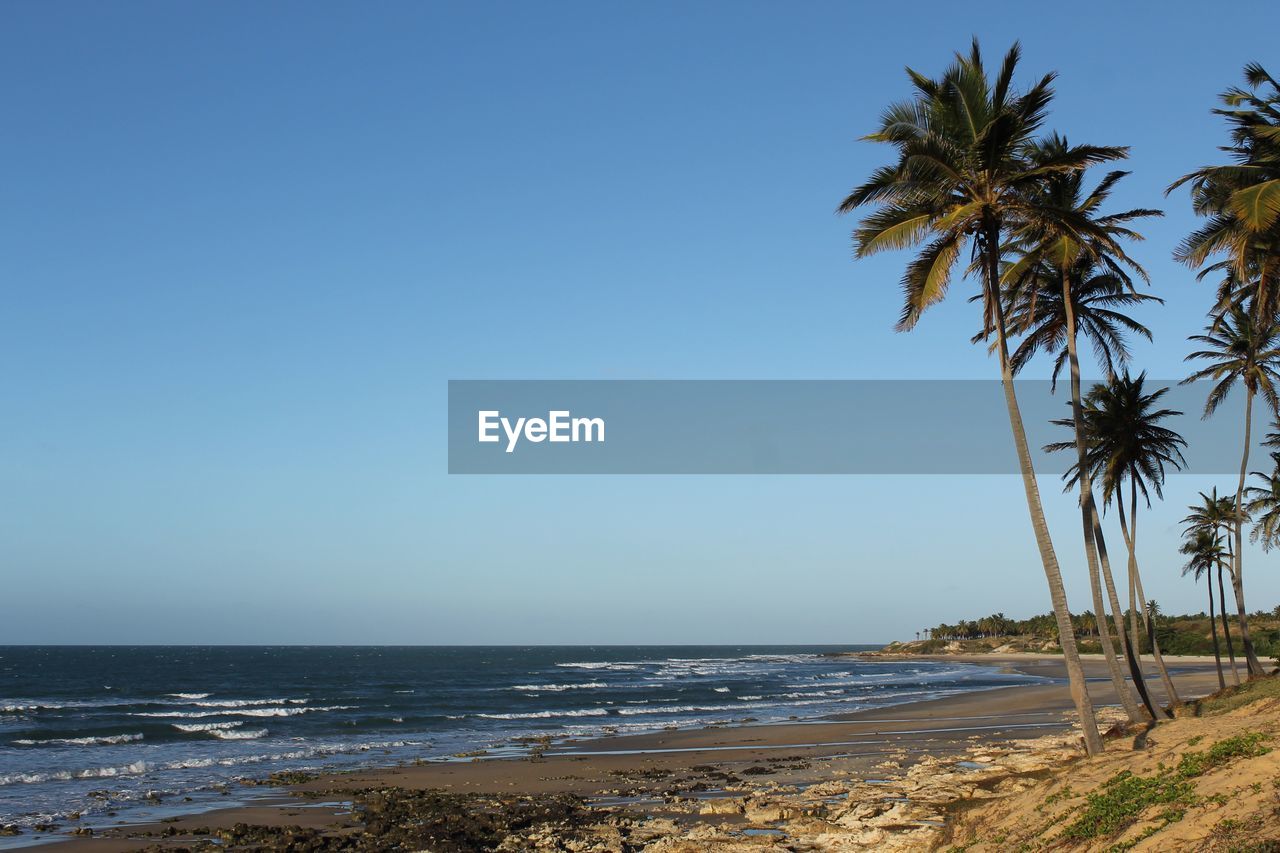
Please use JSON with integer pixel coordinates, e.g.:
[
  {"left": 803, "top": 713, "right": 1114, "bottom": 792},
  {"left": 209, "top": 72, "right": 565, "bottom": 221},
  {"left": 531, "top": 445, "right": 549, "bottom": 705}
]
[
  {"left": 978, "top": 141, "right": 1162, "bottom": 387},
  {"left": 1050, "top": 372, "right": 1188, "bottom": 506},
  {"left": 1245, "top": 451, "right": 1280, "bottom": 550},
  {"left": 1169, "top": 63, "right": 1280, "bottom": 316},
  {"left": 837, "top": 40, "right": 1127, "bottom": 335},
  {"left": 1180, "top": 529, "right": 1224, "bottom": 580},
  {"left": 1000, "top": 261, "right": 1159, "bottom": 387},
  {"left": 1183, "top": 300, "right": 1280, "bottom": 415}
]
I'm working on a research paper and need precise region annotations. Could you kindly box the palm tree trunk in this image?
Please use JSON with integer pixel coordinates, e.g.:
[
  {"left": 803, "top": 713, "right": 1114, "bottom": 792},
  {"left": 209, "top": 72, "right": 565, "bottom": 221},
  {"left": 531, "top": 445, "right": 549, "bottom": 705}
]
[
  {"left": 1131, "top": 564, "right": 1180, "bottom": 706},
  {"left": 1218, "top": 560, "right": 1241, "bottom": 686},
  {"left": 1061, "top": 267, "right": 1145, "bottom": 724},
  {"left": 1207, "top": 571, "right": 1226, "bottom": 691},
  {"left": 1086, "top": 509, "right": 1147, "bottom": 722},
  {"left": 1114, "top": 496, "right": 1141, "bottom": 655},
  {"left": 1127, "top": 473, "right": 1182, "bottom": 707},
  {"left": 1092, "top": 501, "right": 1160, "bottom": 718},
  {"left": 1116, "top": 487, "right": 1176, "bottom": 714},
  {"left": 1233, "top": 387, "right": 1266, "bottom": 677},
  {"left": 984, "top": 219, "right": 1101, "bottom": 756}
]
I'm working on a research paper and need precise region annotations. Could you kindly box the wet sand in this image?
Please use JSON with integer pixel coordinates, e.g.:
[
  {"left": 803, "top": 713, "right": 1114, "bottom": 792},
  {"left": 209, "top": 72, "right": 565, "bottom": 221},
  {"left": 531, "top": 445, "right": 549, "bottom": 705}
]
[{"left": 30, "top": 655, "right": 1226, "bottom": 851}]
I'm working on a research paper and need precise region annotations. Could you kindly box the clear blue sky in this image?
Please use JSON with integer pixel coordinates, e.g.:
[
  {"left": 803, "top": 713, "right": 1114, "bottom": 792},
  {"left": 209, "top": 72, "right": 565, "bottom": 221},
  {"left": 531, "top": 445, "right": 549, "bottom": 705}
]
[{"left": 4, "top": 2, "right": 1279, "bottom": 644}]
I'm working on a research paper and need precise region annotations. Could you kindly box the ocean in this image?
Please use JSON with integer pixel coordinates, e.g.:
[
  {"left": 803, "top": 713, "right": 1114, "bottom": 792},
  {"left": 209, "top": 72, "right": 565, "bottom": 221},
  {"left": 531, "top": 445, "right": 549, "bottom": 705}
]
[{"left": 0, "top": 645, "right": 1044, "bottom": 837}]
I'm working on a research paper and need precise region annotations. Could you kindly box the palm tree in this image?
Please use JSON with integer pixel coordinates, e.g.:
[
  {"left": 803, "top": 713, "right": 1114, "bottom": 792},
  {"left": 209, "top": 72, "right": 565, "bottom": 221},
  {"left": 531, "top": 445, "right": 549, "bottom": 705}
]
[
  {"left": 1173, "top": 66, "right": 1280, "bottom": 681},
  {"left": 1004, "top": 261, "right": 1160, "bottom": 386},
  {"left": 1170, "top": 64, "right": 1280, "bottom": 319},
  {"left": 1146, "top": 600, "right": 1162, "bottom": 622},
  {"left": 1002, "top": 156, "right": 1163, "bottom": 724},
  {"left": 1182, "top": 489, "right": 1244, "bottom": 684},
  {"left": 1183, "top": 301, "right": 1280, "bottom": 676},
  {"left": 837, "top": 40, "right": 1124, "bottom": 753},
  {"left": 1180, "top": 528, "right": 1228, "bottom": 690},
  {"left": 1245, "top": 451, "right": 1280, "bottom": 550},
  {"left": 1073, "top": 373, "right": 1187, "bottom": 708}
]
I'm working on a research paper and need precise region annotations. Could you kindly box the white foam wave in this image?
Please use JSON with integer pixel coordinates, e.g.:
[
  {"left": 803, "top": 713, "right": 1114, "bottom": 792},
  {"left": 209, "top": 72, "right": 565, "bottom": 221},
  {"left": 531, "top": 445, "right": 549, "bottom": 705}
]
[
  {"left": 477, "top": 708, "right": 609, "bottom": 720},
  {"left": 133, "top": 705, "right": 353, "bottom": 719},
  {"left": 172, "top": 722, "right": 242, "bottom": 732},
  {"left": 190, "top": 698, "right": 307, "bottom": 708},
  {"left": 0, "top": 740, "right": 431, "bottom": 787},
  {"left": 780, "top": 690, "right": 843, "bottom": 699},
  {"left": 617, "top": 703, "right": 737, "bottom": 716},
  {"left": 12, "top": 733, "right": 143, "bottom": 747},
  {"left": 211, "top": 728, "right": 267, "bottom": 740},
  {"left": 167, "top": 693, "right": 210, "bottom": 699},
  {"left": 508, "top": 682, "right": 607, "bottom": 692},
  {"left": 0, "top": 760, "right": 153, "bottom": 786},
  {"left": 2, "top": 699, "right": 141, "bottom": 712}
]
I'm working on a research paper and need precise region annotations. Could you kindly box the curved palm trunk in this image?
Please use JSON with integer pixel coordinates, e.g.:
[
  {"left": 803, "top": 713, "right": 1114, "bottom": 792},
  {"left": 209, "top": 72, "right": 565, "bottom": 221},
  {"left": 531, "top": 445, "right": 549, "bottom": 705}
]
[
  {"left": 1091, "top": 501, "right": 1160, "bottom": 718},
  {"left": 1114, "top": 498, "right": 1142, "bottom": 656},
  {"left": 1061, "top": 268, "right": 1145, "bottom": 724},
  {"left": 1217, "top": 559, "right": 1241, "bottom": 686},
  {"left": 984, "top": 221, "right": 1102, "bottom": 756},
  {"left": 1232, "top": 388, "right": 1266, "bottom": 677},
  {"left": 1206, "top": 570, "right": 1226, "bottom": 691},
  {"left": 1125, "top": 475, "right": 1182, "bottom": 707},
  {"left": 1131, "top": 563, "right": 1180, "bottom": 706},
  {"left": 1115, "top": 485, "right": 1181, "bottom": 711}
]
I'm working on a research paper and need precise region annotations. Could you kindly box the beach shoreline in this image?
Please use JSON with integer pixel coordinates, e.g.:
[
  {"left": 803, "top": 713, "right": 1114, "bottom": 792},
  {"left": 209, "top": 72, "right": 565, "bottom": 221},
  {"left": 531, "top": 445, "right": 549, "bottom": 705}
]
[{"left": 19, "top": 654, "right": 1230, "bottom": 851}]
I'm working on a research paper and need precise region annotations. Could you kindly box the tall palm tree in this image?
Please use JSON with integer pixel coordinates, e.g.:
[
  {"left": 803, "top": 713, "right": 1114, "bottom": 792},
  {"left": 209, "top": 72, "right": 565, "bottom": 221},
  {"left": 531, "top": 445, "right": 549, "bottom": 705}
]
[
  {"left": 1170, "top": 64, "right": 1280, "bottom": 320},
  {"left": 1180, "top": 528, "right": 1228, "bottom": 690},
  {"left": 1074, "top": 373, "right": 1187, "bottom": 707},
  {"left": 1184, "top": 301, "right": 1280, "bottom": 676},
  {"left": 1182, "top": 489, "right": 1244, "bottom": 684},
  {"left": 1173, "top": 65, "right": 1280, "bottom": 681},
  {"left": 1003, "top": 160, "right": 1163, "bottom": 725},
  {"left": 837, "top": 40, "right": 1125, "bottom": 754}
]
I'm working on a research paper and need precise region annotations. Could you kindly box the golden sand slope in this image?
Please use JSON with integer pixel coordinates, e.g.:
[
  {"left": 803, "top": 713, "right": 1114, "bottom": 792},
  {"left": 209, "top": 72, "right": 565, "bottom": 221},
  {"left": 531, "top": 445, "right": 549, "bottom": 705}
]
[{"left": 944, "top": 678, "right": 1280, "bottom": 852}]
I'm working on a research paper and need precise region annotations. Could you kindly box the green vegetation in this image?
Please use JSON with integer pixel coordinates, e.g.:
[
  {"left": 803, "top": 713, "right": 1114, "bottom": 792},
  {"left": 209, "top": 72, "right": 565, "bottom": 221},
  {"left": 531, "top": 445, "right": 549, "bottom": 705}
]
[
  {"left": 1058, "top": 732, "right": 1271, "bottom": 843},
  {"left": 913, "top": 608, "right": 1280, "bottom": 659},
  {"left": 1191, "top": 673, "right": 1280, "bottom": 716},
  {"left": 1176, "top": 732, "right": 1271, "bottom": 776},
  {"left": 1036, "top": 784, "right": 1076, "bottom": 812},
  {"left": 1060, "top": 770, "right": 1194, "bottom": 841}
]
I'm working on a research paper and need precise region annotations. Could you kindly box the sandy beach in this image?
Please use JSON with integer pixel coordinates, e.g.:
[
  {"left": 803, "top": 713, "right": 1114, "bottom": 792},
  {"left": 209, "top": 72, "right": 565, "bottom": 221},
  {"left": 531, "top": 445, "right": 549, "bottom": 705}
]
[{"left": 24, "top": 654, "right": 1239, "bottom": 851}]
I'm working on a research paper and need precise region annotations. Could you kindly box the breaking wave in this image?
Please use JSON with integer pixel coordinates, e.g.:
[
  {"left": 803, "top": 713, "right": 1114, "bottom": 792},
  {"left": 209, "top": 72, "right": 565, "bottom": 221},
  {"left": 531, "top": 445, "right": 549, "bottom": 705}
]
[
  {"left": 172, "top": 722, "right": 243, "bottom": 732},
  {"left": 477, "top": 708, "right": 610, "bottom": 720},
  {"left": 132, "top": 705, "right": 353, "bottom": 719},
  {"left": 12, "top": 734, "right": 143, "bottom": 747}
]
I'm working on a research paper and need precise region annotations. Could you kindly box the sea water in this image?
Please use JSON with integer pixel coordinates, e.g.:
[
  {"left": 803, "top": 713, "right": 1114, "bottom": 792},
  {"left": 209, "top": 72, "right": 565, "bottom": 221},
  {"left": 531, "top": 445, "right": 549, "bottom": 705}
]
[{"left": 0, "top": 645, "right": 1044, "bottom": 836}]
